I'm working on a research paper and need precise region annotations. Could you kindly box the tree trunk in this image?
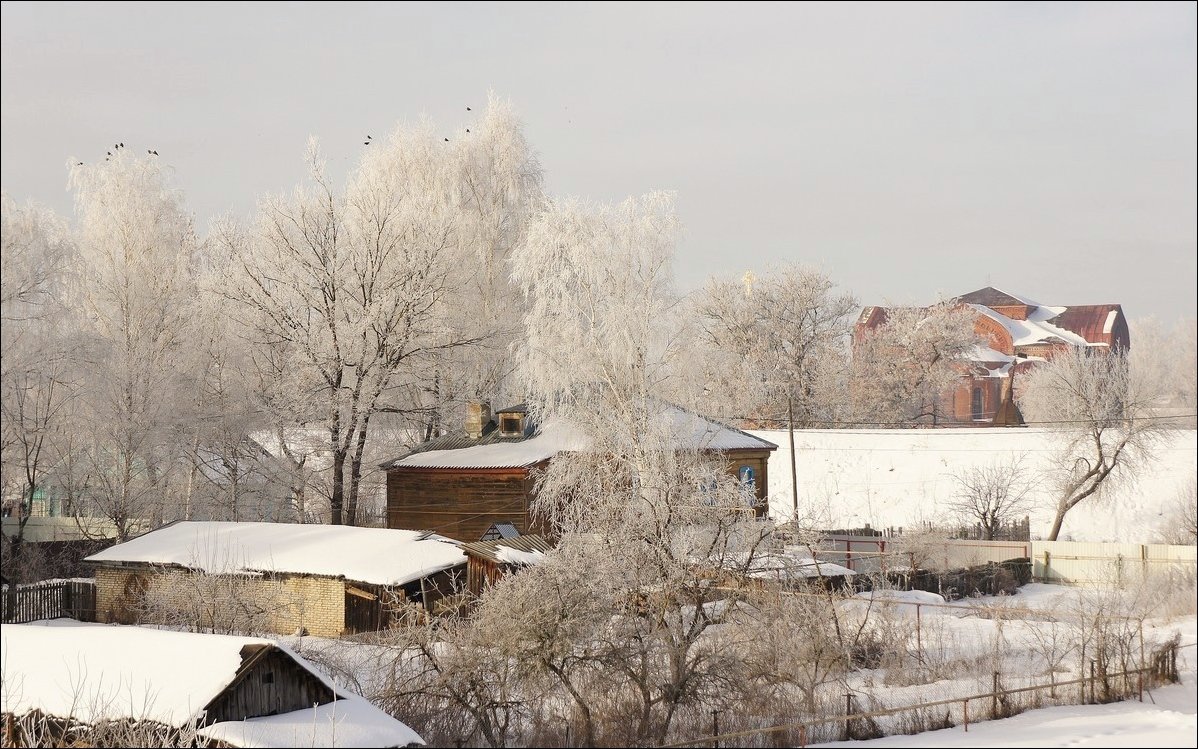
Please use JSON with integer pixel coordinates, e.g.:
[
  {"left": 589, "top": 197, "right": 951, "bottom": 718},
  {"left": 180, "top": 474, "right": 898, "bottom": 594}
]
[
  {"left": 789, "top": 394, "right": 799, "bottom": 518},
  {"left": 330, "top": 445, "right": 346, "bottom": 526},
  {"left": 1048, "top": 506, "right": 1066, "bottom": 542}
]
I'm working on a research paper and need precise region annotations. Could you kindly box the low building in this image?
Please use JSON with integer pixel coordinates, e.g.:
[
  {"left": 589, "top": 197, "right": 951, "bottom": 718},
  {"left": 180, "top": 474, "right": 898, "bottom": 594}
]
[
  {"left": 86, "top": 521, "right": 466, "bottom": 637},
  {"left": 383, "top": 403, "right": 778, "bottom": 541},
  {"left": 0, "top": 621, "right": 422, "bottom": 747},
  {"left": 460, "top": 535, "right": 554, "bottom": 597}
]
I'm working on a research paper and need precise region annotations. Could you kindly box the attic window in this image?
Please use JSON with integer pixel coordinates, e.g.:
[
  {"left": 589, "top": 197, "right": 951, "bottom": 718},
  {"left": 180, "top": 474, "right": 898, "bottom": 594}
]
[
  {"left": 262, "top": 671, "right": 274, "bottom": 684},
  {"left": 499, "top": 414, "right": 524, "bottom": 436}
]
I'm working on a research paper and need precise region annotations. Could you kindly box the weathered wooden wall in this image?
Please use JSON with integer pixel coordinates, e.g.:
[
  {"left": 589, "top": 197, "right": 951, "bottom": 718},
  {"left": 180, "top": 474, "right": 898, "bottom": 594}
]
[
  {"left": 203, "top": 646, "right": 335, "bottom": 724},
  {"left": 386, "top": 468, "right": 538, "bottom": 541}
]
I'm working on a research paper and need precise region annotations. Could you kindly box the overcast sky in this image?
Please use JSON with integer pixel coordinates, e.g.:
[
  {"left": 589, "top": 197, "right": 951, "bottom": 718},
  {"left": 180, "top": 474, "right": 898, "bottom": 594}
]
[{"left": 2, "top": 2, "right": 1195, "bottom": 321}]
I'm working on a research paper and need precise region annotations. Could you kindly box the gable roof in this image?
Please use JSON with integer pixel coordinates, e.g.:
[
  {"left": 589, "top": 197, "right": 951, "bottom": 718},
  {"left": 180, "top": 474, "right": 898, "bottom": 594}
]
[
  {"left": 2, "top": 622, "right": 423, "bottom": 746},
  {"left": 956, "top": 286, "right": 1040, "bottom": 308},
  {"left": 85, "top": 521, "right": 465, "bottom": 587},
  {"left": 383, "top": 406, "right": 778, "bottom": 471}
]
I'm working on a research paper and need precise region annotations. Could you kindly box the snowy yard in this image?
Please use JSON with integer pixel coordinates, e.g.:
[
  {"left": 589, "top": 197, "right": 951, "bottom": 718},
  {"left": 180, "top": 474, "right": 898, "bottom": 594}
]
[{"left": 752, "top": 428, "right": 1197, "bottom": 541}]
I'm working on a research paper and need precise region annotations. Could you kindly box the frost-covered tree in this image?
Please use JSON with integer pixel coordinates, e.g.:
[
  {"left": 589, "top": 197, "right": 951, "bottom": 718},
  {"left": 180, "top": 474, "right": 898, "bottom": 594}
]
[
  {"left": 1130, "top": 315, "right": 1197, "bottom": 416},
  {"left": 849, "top": 302, "right": 981, "bottom": 425},
  {"left": 221, "top": 129, "right": 481, "bottom": 525},
  {"left": 432, "top": 93, "right": 545, "bottom": 425},
  {"left": 63, "top": 152, "right": 201, "bottom": 540},
  {"left": 693, "top": 265, "right": 857, "bottom": 516},
  {"left": 1018, "top": 347, "right": 1165, "bottom": 540},
  {"left": 0, "top": 194, "right": 76, "bottom": 540},
  {"left": 507, "top": 193, "right": 774, "bottom": 744}
]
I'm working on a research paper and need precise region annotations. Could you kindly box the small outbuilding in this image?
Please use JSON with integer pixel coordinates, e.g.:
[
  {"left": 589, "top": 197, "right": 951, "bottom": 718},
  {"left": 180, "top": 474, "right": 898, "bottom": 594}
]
[
  {"left": 460, "top": 535, "right": 554, "bottom": 597},
  {"left": 86, "top": 521, "right": 467, "bottom": 637},
  {"left": 0, "top": 621, "right": 423, "bottom": 747}
]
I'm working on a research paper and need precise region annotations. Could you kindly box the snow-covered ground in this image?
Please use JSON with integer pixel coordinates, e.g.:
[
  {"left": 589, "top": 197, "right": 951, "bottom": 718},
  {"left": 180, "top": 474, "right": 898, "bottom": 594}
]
[
  {"left": 749, "top": 428, "right": 1197, "bottom": 541},
  {"left": 813, "top": 650, "right": 1197, "bottom": 748}
]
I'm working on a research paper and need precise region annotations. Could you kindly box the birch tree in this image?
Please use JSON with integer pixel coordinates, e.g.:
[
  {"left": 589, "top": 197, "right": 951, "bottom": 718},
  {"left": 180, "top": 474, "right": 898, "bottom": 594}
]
[
  {"left": 433, "top": 93, "right": 545, "bottom": 425},
  {"left": 1018, "top": 347, "right": 1164, "bottom": 540},
  {"left": 0, "top": 194, "right": 75, "bottom": 539},
  {"left": 221, "top": 129, "right": 479, "bottom": 525},
  {"left": 508, "top": 193, "right": 774, "bottom": 744},
  {"left": 62, "top": 153, "right": 200, "bottom": 540}
]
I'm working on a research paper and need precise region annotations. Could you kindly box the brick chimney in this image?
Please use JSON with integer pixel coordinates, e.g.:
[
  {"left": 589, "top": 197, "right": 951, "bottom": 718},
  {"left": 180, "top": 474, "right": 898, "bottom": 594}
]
[{"left": 465, "top": 401, "right": 491, "bottom": 439}]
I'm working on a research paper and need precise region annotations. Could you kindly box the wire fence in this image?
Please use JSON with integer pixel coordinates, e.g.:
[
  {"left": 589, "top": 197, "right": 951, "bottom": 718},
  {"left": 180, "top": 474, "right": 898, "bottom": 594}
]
[{"left": 662, "top": 641, "right": 1189, "bottom": 748}]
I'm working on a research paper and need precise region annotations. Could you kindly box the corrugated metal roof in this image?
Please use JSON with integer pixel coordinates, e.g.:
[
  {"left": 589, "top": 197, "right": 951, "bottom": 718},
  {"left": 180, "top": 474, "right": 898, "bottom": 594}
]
[
  {"left": 382, "top": 406, "right": 778, "bottom": 470},
  {"left": 461, "top": 535, "right": 555, "bottom": 565},
  {"left": 1048, "top": 304, "right": 1124, "bottom": 346}
]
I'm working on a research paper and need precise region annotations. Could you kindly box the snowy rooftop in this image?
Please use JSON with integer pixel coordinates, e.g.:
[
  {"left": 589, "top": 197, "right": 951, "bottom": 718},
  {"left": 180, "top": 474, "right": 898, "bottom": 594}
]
[
  {"left": 0, "top": 621, "right": 422, "bottom": 747},
  {"left": 199, "top": 696, "right": 423, "bottom": 748},
  {"left": 86, "top": 521, "right": 466, "bottom": 587},
  {"left": 386, "top": 407, "right": 777, "bottom": 470}
]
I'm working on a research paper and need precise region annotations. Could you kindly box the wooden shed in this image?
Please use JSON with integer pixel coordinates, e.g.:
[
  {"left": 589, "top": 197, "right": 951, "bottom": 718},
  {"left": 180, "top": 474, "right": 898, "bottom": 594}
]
[
  {"left": 460, "top": 535, "right": 555, "bottom": 597},
  {"left": 0, "top": 622, "right": 423, "bottom": 747}
]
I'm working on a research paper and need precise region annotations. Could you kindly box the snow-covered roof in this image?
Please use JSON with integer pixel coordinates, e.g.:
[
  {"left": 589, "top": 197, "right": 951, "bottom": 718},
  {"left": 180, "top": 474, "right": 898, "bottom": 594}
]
[
  {"left": 970, "top": 304, "right": 1092, "bottom": 348},
  {"left": 386, "top": 407, "right": 777, "bottom": 470},
  {"left": 199, "top": 695, "right": 423, "bottom": 748},
  {"left": 1, "top": 622, "right": 422, "bottom": 746},
  {"left": 85, "top": 521, "right": 465, "bottom": 587}
]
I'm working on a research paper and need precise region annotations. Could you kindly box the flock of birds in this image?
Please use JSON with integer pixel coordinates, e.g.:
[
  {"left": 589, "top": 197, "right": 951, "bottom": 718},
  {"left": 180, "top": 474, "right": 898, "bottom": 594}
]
[
  {"left": 363, "top": 105, "right": 472, "bottom": 145},
  {"left": 84, "top": 105, "right": 474, "bottom": 164}
]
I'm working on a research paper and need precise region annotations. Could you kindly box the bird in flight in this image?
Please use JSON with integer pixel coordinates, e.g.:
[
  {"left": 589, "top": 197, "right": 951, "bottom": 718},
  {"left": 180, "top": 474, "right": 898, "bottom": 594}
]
[{"left": 466, "top": 106, "right": 471, "bottom": 111}]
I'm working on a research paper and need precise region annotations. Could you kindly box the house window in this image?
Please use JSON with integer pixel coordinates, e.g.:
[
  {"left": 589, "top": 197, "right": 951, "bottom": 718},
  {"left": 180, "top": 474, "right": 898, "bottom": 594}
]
[
  {"left": 499, "top": 414, "right": 523, "bottom": 436},
  {"left": 262, "top": 671, "right": 274, "bottom": 684},
  {"left": 971, "top": 387, "right": 984, "bottom": 421}
]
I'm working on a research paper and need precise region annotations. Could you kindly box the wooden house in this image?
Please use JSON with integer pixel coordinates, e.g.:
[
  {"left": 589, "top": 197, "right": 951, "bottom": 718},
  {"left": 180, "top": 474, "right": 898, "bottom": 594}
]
[
  {"left": 0, "top": 622, "right": 422, "bottom": 747},
  {"left": 85, "top": 521, "right": 466, "bottom": 637},
  {"left": 854, "top": 287, "right": 1129, "bottom": 427},
  {"left": 383, "top": 403, "right": 778, "bottom": 541}
]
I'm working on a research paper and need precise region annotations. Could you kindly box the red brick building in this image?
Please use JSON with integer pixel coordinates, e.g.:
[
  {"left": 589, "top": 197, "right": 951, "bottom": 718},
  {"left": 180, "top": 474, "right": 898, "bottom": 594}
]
[{"left": 854, "top": 287, "right": 1129, "bottom": 426}]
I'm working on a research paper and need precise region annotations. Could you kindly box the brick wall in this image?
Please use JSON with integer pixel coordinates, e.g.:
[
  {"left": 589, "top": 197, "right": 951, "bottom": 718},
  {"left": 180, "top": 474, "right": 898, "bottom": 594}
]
[{"left": 94, "top": 566, "right": 346, "bottom": 638}]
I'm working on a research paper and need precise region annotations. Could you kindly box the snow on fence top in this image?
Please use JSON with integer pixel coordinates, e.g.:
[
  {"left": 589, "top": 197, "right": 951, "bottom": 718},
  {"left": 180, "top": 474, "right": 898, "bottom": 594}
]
[
  {"left": 85, "top": 521, "right": 466, "bottom": 587},
  {"left": 387, "top": 407, "right": 777, "bottom": 470},
  {"left": 1, "top": 622, "right": 423, "bottom": 747}
]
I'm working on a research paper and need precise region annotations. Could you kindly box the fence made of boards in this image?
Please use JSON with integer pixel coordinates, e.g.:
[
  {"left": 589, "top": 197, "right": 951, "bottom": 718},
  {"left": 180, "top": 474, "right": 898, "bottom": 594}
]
[{"left": 1, "top": 579, "right": 96, "bottom": 624}]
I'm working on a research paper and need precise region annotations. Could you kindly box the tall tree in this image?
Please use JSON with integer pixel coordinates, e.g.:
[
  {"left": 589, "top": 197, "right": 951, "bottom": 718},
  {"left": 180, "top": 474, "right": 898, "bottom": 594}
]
[
  {"left": 1018, "top": 347, "right": 1164, "bottom": 540},
  {"left": 509, "top": 193, "right": 773, "bottom": 744},
  {"left": 64, "top": 154, "right": 200, "bottom": 540},
  {"left": 849, "top": 302, "right": 981, "bottom": 426},
  {"left": 0, "top": 194, "right": 75, "bottom": 540},
  {"left": 694, "top": 265, "right": 857, "bottom": 517},
  {"left": 222, "top": 131, "right": 478, "bottom": 525}
]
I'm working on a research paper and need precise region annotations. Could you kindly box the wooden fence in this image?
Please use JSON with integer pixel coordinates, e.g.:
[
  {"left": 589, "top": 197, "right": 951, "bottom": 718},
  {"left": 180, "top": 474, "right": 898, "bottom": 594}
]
[{"left": 1, "top": 579, "right": 96, "bottom": 624}]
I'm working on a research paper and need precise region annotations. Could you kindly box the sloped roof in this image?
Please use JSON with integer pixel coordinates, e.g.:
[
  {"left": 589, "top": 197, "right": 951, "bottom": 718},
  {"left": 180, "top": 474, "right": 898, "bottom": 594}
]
[
  {"left": 0, "top": 622, "right": 423, "bottom": 747},
  {"left": 956, "top": 287, "right": 1040, "bottom": 308},
  {"left": 1049, "top": 304, "right": 1123, "bottom": 344},
  {"left": 86, "top": 521, "right": 465, "bottom": 587},
  {"left": 461, "top": 535, "right": 555, "bottom": 565},
  {"left": 969, "top": 304, "right": 1091, "bottom": 348},
  {"left": 383, "top": 406, "right": 778, "bottom": 470}
]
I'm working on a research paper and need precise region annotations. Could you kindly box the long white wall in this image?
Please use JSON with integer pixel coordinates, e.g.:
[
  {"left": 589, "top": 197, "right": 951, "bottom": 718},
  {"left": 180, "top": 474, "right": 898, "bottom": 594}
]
[{"left": 749, "top": 428, "right": 1197, "bottom": 543}]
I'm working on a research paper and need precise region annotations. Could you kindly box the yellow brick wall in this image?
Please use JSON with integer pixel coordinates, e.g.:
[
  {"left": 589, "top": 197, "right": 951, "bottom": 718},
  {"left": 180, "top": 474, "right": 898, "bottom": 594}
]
[{"left": 94, "top": 566, "right": 346, "bottom": 638}]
